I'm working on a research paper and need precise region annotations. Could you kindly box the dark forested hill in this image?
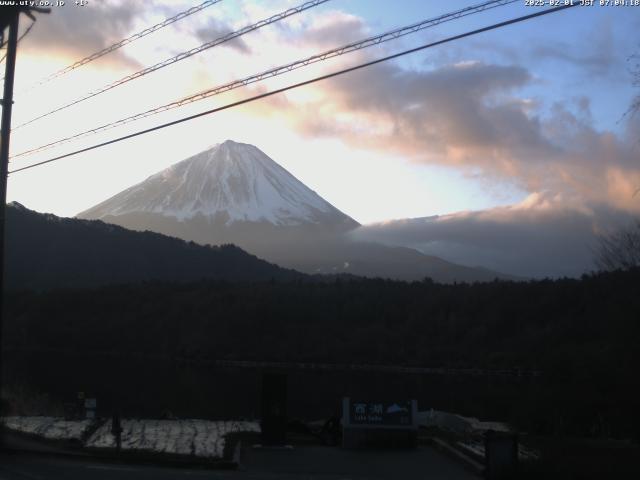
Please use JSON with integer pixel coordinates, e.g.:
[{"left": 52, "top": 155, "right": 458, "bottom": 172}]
[
  {"left": 6, "top": 269, "right": 639, "bottom": 369},
  {"left": 4, "top": 202, "right": 302, "bottom": 290},
  {"left": 5, "top": 202, "right": 640, "bottom": 439},
  {"left": 3, "top": 269, "right": 640, "bottom": 437}
]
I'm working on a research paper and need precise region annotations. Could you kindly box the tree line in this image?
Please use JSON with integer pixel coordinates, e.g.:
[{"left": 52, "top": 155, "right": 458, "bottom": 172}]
[{"left": 3, "top": 268, "right": 640, "bottom": 438}]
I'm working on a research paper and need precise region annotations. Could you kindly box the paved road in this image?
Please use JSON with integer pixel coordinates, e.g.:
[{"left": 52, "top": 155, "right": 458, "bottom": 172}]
[
  {"left": 0, "top": 453, "right": 230, "bottom": 480},
  {"left": 0, "top": 446, "right": 477, "bottom": 480},
  {"left": 242, "top": 445, "right": 478, "bottom": 479}
]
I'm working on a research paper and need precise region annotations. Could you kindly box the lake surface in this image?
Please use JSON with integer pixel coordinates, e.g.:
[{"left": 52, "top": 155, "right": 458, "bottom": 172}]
[{"left": 3, "top": 351, "right": 540, "bottom": 426}]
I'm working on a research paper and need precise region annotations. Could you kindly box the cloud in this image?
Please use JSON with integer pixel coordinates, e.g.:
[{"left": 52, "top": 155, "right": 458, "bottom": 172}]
[
  {"left": 21, "top": 0, "right": 147, "bottom": 68},
  {"left": 460, "top": 16, "right": 620, "bottom": 79},
  {"left": 194, "top": 18, "right": 251, "bottom": 54},
  {"left": 351, "top": 192, "right": 638, "bottom": 278},
  {"left": 251, "top": 51, "right": 640, "bottom": 213},
  {"left": 300, "top": 11, "right": 368, "bottom": 49},
  {"left": 531, "top": 18, "right": 616, "bottom": 77},
  {"left": 221, "top": 5, "right": 638, "bottom": 215},
  {"left": 287, "top": 60, "right": 548, "bottom": 165}
]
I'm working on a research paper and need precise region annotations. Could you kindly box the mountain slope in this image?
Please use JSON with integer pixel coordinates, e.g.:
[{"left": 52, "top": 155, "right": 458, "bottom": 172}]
[
  {"left": 5, "top": 202, "right": 302, "bottom": 291},
  {"left": 79, "top": 140, "right": 359, "bottom": 230},
  {"left": 77, "top": 140, "right": 514, "bottom": 283},
  {"left": 255, "top": 239, "right": 516, "bottom": 282}
]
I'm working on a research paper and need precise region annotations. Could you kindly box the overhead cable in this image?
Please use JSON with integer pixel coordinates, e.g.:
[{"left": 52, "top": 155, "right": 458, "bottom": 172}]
[
  {"left": 11, "top": 0, "right": 516, "bottom": 159},
  {"left": 22, "top": 0, "right": 225, "bottom": 90},
  {"left": 13, "top": 0, "right": 331, "bottom": 130},
  {"left": 9, "top": 4, "right": 578, "bottom": 174}
]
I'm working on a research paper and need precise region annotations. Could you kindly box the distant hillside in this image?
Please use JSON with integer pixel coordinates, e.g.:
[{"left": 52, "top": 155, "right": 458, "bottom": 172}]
[{"left": 5, "top": 202, "right": 302, "bottom": 290}]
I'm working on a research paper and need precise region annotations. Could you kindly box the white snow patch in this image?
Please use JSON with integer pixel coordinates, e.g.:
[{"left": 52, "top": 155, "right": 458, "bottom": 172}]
[
  {"left": 1, "top": 416, "right": 94, "bottom": 441},
  {"left": 86, "top": 419, "right": 260, "bottom": 459},
  {"left": 417, "top": 409, "right": 511, "bottom": 434}
]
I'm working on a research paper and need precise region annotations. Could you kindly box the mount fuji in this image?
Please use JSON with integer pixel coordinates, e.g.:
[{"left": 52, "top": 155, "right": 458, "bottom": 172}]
[
  {"left": 79, "top": 140, "right": 357, "bottom": 231},
  {"left": 78, "top": 140, "right": 510, "bottom": 282}
]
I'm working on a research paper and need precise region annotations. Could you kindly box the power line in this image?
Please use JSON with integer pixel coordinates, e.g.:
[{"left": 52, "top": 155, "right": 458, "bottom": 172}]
[
  {"left": 21, "top": 0, "right": 224, "bottom": 91},
  {"left": 11, "top": 0, "right": 518, "bottom": 160},
  {"left": 17, "top": 19, "right": 35, "bottom": 43},
  {"left": 0, "top": 19, "right": 36, "bottom": 68},
  {"left": 9, "top": 3, "right": 578, "bottom": 175},
  {"left": 13, "top": 0, "right": 331, "bottom": 130}
]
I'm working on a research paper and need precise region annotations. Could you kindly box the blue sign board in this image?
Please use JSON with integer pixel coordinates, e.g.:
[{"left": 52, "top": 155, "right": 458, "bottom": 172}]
[{"left": 343, "top": 398, "right": 417, "bottom": 430}]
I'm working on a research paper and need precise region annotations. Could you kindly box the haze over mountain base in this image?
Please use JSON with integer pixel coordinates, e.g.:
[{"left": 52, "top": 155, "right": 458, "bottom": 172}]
[{"left": 77, "top": 140, "right": 513, "bottom": 282}]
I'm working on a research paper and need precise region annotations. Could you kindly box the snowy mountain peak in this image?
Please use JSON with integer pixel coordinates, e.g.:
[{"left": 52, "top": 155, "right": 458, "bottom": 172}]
[{"left": 78, "top": 141, "right": 358, "bottom": 228}]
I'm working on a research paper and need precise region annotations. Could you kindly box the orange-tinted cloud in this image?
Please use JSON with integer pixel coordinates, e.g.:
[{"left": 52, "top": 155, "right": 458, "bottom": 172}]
[{"left": 245, "top": 51, "right": 639, "bottom": 213}]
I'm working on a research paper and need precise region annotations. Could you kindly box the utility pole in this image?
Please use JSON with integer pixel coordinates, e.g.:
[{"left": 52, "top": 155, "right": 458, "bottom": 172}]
[
  {"left": 0, "top": 6, "right": 21, "bottom": 430},
  {"left": 0, "top": 5, "right": 49, "bottom": 438}
]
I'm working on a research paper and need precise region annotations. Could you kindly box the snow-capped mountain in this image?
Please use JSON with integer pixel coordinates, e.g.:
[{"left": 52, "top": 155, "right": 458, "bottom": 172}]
[
  {"left": 78, "top": 140, "right": 513, "bottom": 282},
  {"left": 79, "top": 140, "right": 358, "bottom": 229}
]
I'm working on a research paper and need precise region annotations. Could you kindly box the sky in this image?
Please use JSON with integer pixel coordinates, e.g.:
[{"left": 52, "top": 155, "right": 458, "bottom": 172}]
[{"left": 4, "top": 0, "right": 640, "bottom": 277}]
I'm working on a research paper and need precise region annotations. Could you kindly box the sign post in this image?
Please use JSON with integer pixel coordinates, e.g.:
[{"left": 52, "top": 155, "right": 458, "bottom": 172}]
[
  {"left": 84, "top": 398, "right": 97, "bottom": 419},
  {"left": 342, "top": 398, "right": 418, "bottom": 448},
  {"left": 260, "top": 373, "right": 288, "bottom": 446}
]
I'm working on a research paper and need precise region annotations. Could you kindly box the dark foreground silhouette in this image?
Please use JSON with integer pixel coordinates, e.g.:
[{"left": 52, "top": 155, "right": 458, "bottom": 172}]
[{"left": 3, "top": 267, "right": 639, "bottom": 442}]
